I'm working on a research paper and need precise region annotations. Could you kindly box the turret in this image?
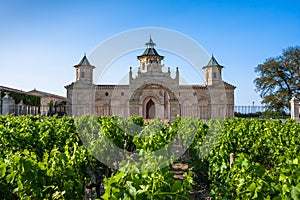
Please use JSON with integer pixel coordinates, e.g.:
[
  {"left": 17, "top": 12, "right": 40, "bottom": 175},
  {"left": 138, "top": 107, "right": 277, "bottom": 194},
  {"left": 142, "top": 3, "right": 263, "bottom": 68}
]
[
  {"left": 137, "top": 36, "right": 164, "bottom": 73},
  {"left": 203, "top": 55, "right": 224, "bottom": 85},
  {"left": 74, "top": 54, "right": 95, "bottom": 85}
]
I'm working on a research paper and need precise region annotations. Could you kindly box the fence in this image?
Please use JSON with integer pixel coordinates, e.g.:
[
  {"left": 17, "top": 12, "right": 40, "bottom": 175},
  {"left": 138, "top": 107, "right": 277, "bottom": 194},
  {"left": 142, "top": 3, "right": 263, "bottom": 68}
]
[
  {"left": 2, "top": 104, "right": 271, "bottom": 118},
  {"left": 9, "top": 105, "right": 40, "bottom": 115},
  {"left": 234, "top": 105, "right": 266, "bottom": 114},
  {"left": 75, "top": 105, "right": 234, "bottom": 119},
  {"left": 2, "top": 105, "right": 66, "bottom": 116}
]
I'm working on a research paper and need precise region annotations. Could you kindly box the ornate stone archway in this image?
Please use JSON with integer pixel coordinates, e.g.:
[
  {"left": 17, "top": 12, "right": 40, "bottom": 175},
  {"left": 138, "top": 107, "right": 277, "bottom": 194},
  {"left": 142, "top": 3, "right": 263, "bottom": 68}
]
[{"left": 129, "top": 83, "right": 179, "bottom": 121}]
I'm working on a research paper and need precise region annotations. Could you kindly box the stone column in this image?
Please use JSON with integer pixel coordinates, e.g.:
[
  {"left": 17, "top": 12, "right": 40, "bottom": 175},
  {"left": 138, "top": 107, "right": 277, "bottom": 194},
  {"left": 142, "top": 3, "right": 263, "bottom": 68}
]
[
  {"left": 169, "top": 100, "right": 179, "bottom": 122},
  {"left": 290, "top": 96, "right": 299, "bottom": 120},
  {"left": 2, "top": 92, "right": 12, "bottom": 115},
  {"left": 17, "top": 100, "right": 24, "bottom": 115}
]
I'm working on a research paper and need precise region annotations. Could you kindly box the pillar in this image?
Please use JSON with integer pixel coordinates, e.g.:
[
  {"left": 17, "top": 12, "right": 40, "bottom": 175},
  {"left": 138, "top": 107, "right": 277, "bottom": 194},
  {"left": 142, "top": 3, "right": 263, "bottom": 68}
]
[
  {"left": 290, "top": 96, "right": 299, "bottom": 120},
  {"left": 2, "top": 92, "right": 12, "bottom": 115}
]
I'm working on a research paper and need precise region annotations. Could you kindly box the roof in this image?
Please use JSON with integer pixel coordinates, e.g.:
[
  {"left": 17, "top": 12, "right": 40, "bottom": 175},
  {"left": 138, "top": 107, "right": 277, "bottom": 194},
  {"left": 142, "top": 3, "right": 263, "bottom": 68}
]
[
  {"left": 138, "top": 37, "right": 164, "bottom": 59},
  {"left": 0, "top": 85, "right": 66, "bottom": 100},
  {"left": 95, "top": 85, "right": 129, "bottom": 89},
  {"left": 26, "top": 89, "right": 66, "bottom": 100},
  {"left": 142, "top": 47, "right": 161, "bottom": 56},
  {"left": 206, "top": 55, "right": 222, "bottom": 67},
  {"left": 223, "top": 81, "right": 236, "bottom": 89},
  {"left": 75, "top": 55, "right": 92, "bottom": 66},
  {"left": 180, "top": 81, "right": 236, "bottom": 90},
  {"left": 179, "top": 84, "right": 207, "bottom": 90},
  {"left": 0, "top": 85, "right": 26, "bottom": 94}
]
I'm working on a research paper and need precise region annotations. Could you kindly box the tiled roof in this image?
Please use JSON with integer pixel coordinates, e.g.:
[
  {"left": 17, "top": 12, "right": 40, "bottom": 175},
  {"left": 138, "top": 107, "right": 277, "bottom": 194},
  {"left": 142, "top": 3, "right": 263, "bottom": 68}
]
[
  {"left": 138, "top": 37, "right": 163, "bottom": 58},
  {"left": 76, "top": 55, "right": 92, "bottom": 66},
  {"left": 0, "top": 85, "right": 26, "bottom": 94},
  {"left": 26, "top": 89, "right": 66, "bottom": 99},
  {"left": 207, "top": 55, "right": 221, "bottom": 66},
  {"left": 141, "top": 47, "right": 161, "bottom": 56}
]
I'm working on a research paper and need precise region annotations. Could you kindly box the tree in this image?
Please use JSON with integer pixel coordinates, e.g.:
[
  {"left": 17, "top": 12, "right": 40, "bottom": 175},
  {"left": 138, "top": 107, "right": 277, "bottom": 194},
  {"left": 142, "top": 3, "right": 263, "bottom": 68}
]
[{"left": 254, "top": 46, "right": 300, "bottom": 111}]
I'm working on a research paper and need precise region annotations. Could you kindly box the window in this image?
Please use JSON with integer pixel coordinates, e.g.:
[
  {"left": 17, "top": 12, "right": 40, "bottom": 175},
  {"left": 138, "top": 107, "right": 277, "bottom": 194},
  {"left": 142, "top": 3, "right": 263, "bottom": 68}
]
[
  {"left": 121, "top": 92, "right": 124, "bottom": 96},
  {"left": 105, "top": 92, "right": 109, "bottom": 96},
  {"left": 81, "top": 71, "right": 85, "bottom": 78},
  {"left": 213, "top": 72, "right": 217, "bottom": 79}
]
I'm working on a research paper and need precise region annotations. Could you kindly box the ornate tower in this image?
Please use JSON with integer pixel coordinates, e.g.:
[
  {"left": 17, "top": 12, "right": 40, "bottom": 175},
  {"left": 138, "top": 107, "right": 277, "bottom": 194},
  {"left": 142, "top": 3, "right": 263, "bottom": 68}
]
[
  {"left": 203, "top": 55, "right": 224, "bottom": 85},
  {"left": 137, "top": 36, "right": 164, "bottom": 73},
  {"left": 74, "top": 55, "right": 95, "bottom": 85},
  {"left": 129, "top": 37, "right": 180, "bottom": 121}
]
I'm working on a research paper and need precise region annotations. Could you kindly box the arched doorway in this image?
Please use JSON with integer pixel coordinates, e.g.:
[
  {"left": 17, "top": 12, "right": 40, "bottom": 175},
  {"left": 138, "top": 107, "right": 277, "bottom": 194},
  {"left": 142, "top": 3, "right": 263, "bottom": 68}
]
[
  {"left": 129, "top": 83, "right": 180, "bottom": 121},
  {"left": 146, "top": 99, "right": 155, "bottom": 119}
]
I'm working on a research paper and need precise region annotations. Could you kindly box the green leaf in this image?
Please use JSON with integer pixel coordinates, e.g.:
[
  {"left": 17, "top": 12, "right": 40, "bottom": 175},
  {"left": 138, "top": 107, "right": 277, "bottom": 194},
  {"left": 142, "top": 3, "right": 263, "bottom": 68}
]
[
  {"left": 6, "top": 171, "right": 16, "bottom": 184},
  {"left": 171, "top": 180, "right": 182, "bottom": 192},
  {"left": 23, "top": 149, "right": 30, "bottom": 156},
  {"left": 291, "top": 184, "right": 300, "bottom": 200},
  {"left": 282, "top": 184, "right": 290, "bottom": 194},
  {"left": 293, "top": 158, "right": 298, "bottom": 165},
  {"left": 280, "top": 174, "right": 287, "bottom": 182},
  {"left": 247, "top": 182, "right": 256, "bottom": 192},
  {"left": 136, "top": 185, "right": 149, "bottom": 195},
  {"left": 101, "top": 192, "right": 110, "bottom": 200},
  {"left": 17, "top": 179, "right": 23, "bottom": 191},
  {"left": 0, "top": 163, "right": 7, "bottom": 178},
  {"left": 125, "top": 181, "right": 137, "bottom": 197},
  {"left": 242, "top": 159, "right": 250, "bottom": 168}
]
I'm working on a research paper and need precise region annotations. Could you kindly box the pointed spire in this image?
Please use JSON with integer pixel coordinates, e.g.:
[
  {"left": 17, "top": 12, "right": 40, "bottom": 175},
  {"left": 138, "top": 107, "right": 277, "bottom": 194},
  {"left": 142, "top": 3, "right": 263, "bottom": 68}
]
[
  {"left": 77, "top": 54, "right": 91, "bottom": 66},
  {"left": 207, "top": 55, "right": 221, "bottom": 66},
  {"left": 145, "top": 35, "right": 156, "bottom": 48},
  {"left": 138, "top": 36, "right": 163, "bottom": 58}
]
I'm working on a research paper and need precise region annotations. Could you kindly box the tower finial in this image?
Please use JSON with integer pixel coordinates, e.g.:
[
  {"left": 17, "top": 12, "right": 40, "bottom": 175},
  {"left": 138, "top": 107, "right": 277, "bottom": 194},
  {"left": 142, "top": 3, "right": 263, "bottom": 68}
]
[{"left": 146, "top": 35, "right": 155, "bottom": 48}]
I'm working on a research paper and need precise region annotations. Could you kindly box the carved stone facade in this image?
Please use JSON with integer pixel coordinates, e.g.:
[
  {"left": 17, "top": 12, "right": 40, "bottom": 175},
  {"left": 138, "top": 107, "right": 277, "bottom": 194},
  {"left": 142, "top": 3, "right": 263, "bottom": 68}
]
[{"left": 65, "top": 38, "right": 235, "bottom": 120}]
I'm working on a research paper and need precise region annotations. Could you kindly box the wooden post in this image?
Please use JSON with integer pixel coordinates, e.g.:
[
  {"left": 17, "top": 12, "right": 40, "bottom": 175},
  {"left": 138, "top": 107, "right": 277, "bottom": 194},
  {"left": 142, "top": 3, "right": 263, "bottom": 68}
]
[{"left": 230, "top": 153, "right": 234, "bottom": 168}]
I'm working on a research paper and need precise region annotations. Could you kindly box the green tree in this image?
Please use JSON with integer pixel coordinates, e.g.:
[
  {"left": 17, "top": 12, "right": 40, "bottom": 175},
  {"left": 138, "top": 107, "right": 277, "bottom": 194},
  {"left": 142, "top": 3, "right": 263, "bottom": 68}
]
[{"left": 254, "top": 46, "right": 300, "bottom": 111}]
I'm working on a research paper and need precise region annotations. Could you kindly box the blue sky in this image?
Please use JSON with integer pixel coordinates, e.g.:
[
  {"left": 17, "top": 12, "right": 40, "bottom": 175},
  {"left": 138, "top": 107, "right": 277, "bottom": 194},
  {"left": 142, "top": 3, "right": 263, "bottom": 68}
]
[{"left": 0, "top": 0, "right": 299, "bottom": 105}]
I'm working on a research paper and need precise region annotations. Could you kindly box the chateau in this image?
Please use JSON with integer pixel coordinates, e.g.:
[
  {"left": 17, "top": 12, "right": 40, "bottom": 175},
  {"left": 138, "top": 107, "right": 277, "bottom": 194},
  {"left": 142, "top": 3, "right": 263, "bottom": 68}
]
[{"left": 65, "top": 38, "right": 235, "bottom": 121}]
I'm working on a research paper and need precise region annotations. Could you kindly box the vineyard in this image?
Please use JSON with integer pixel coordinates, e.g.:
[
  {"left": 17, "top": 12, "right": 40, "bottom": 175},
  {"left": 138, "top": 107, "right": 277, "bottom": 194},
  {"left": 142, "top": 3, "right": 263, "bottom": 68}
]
[{"left": 0, "top": 115, "right": 299, "bottom": 199}]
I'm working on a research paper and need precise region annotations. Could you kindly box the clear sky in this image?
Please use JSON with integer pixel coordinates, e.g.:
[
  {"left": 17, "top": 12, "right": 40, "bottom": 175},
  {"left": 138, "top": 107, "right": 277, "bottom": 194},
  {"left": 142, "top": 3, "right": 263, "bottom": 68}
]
[{"left": 0, "top": 0, "right": 299, "bottom": 105}]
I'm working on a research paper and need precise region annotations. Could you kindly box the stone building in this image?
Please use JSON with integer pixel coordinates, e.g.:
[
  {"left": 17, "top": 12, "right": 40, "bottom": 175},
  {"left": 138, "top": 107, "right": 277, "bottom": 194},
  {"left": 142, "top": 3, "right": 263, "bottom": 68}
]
[
  {"left": 26, "top": 89, "right": 66, "bottom": 116},
  {"left": 0, "top": 85, "right": 39, "bottom": 115},
  {"left": 65, "top": 38, "right": 235, "bottom": 121},
  {"left": 0, "top": 85, "right": 66, "bottom": 116}
]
